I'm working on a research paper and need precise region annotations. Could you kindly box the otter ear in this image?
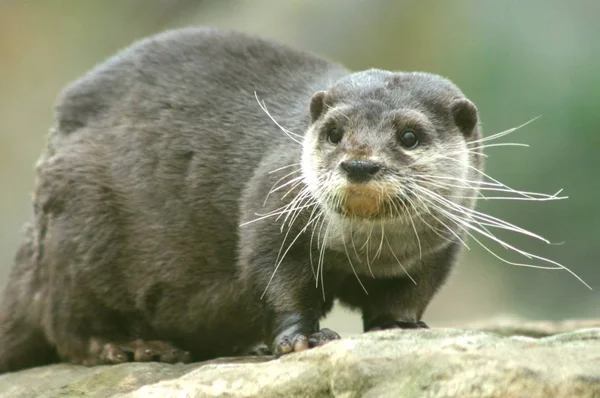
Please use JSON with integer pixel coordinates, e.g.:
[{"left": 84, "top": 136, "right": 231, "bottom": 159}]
[
  {"left": 451, "top": 98, "right": 478, "bottom": 137},
  {"left": 310, "top": 91, "right": 326, "bottom": 123}
]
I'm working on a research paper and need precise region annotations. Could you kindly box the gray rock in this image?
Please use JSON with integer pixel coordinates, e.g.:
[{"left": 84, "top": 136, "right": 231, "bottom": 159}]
[
  {"left": 464, "top": 317, "right": 600, "bottom": 338},
  {"left": 1, "top": 324, "right": 599, "bottom": 397}
]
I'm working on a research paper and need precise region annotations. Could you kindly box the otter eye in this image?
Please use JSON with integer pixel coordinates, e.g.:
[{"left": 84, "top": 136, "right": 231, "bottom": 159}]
[
  {"left": 327, "top": 128, "right": 343, "bottom": 144},
  {"left": 398, "top": 130, "right": 419, "bottom": 149}
]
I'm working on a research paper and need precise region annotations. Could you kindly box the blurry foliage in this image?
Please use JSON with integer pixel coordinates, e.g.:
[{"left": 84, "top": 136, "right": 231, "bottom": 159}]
[{"left": 0, "top": 0, "right": 597, "bottom": 331}]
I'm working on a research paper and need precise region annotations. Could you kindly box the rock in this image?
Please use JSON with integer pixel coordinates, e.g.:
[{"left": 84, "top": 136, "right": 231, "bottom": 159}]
[
  {"left": 464, "top": 316, "right": 600, "bottom": 338},
  {"left": 0, "top": 322, "right": 599, "bottom": 397}
]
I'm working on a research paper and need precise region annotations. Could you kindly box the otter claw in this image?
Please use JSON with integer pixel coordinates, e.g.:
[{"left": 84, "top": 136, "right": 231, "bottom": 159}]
[
  {"left": 84, "top": 338, "right": 191, "bottom": 365},
  {"left": 274, "top": 328, "right": 340, "bottom": 357}
]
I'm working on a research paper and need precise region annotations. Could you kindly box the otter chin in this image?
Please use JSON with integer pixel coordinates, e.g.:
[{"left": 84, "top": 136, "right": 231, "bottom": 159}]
[{"left": 335, "top": 183, "right": 397, "bottom": 221}]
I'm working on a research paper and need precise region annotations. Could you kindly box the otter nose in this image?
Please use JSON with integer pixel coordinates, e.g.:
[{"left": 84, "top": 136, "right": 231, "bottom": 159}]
[{"left": 340, "top": 160, "right": 381, "bottom": 183}]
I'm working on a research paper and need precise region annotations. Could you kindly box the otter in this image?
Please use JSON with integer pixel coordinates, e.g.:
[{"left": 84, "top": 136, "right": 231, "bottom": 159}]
[{"left": 0, "top": 26, "right": 483, "bottom": 372}]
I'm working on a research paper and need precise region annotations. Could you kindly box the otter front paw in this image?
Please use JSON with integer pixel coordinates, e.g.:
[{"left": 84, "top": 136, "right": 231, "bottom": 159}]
[
  {"left": 79, "top": 338, "right": 192, "bottom": 366},
  {"left": 274, "top": 328, "right": 340, "bottom": 357},
  {"left": 365, "top": 319, "right": 429, "bottom": 332}
]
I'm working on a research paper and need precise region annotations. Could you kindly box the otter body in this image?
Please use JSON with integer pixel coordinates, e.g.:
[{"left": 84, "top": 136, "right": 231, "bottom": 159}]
[{"left": 0, "top": 27, "right": 483, "bottom": 372}]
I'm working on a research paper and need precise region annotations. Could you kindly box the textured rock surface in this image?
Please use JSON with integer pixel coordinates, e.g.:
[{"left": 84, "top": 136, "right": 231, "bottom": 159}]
[{"left": 0, "top": 321, "right": 599, "bottom": 398}]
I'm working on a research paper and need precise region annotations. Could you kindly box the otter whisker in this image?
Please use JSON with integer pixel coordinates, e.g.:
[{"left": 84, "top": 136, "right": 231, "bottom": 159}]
[
  {"left": 309, "top": 209, "right": 325, "bottom": 280},
  {"left": 280, "top": 180, "right": 307, "bottom": 202},
  {"left": 280, "top": 191, "right": 325, "bottom": 248},
  {"left": 450, "top": 195, "right": 566, "bottom": 201},
  {"left": 386, "top": 192, "right": 401, "bottom": 218},
  {"left": 359, "top": 223, "right": 374, "bottom": 252},
  {"left": 415, "top": 186, "right": 515, "bottom": 250},
  {"left": 341, "top": 229, "right": 368, "bottom": 294},
  {"left": 415, "top": 175, "right": 566, "bottom": 201},
  {"left": 416, "top": 185, "right": 536, "bottom": 241},
  {"left": 274, "top": 186, "right": 324, "bottom": 276},
  {"left": 419, "top": 171, "right": 568, "bottom": 204},
  {"left": 416, "top": 185, "right": 554, "bottom": 243},
  {"left": 279, "top": 186, "right": 313, "bottom": 227},
  {"left": 349, "top": 221, "right": 363, "bottom": 262},
  {"left": 434, "top": 142, "right": 527, "bottom": 157},
  {"left": 383, "top": 234, "right": 417, "bottom": 285},
  {"left": 450, "top": 207, "right": 586, "bottom": 279},
  {"left": 277, "top": 187, "right": 312, "bottom": 226},
  {"left": 282, "top": 173, "right": 332, "bottom": 218},
  {"left": 467, "top": 116, "right": 541, "bottom": 146},
  {"left": 336, "top": 189, "right": 346, "bottom": 217},
  {"left": 273, "top": 189, "right": 310, "bottom": 226},
  {"left": 268, "top": 174, "right": 304, "bottom": 199},
  {"left": 407, "top": 188, "right": 471, "bottom": 250},
  {"left": 324, "top": 103, "right": 350, "bottom": 121},
  {"left": 356, "top": 222, "right": 376, "bottom": 277},
  {"left": 374, "top": 222, "right": 385, "bottom": 261},
  {"left": 316, "top": 200, "right": 329, "bottom": 253},
  {"left": 280, "top": 199, "right": 312, "bottom": 234},
  {"left": 443, "top": 142, "right": 529, "bottom": 160},
  {"left": 299, "top": 192, "right": 327, "bottom": 276},
  {"left": 409, "top": 146, "right": 474, "bottom": 168},
  {"left": 311, "top": 176, "right": 333, "bottom": 301},
  {"left": 239, "top": 201, "right": 314, "bottom": 227},
  {"left": 400, "top": 194, "right": 424, "bottom": 259},
  {"left": 416, "top": 178, "right": 565, "bottom": 203},
  {"left": 254, "top": 91, "right": 303, "bottom": 144},
  {"left": 471, "top": 142, "right": 530, "bottom": 150},
  {"left": 283, "top": 196, "right": 318, "bottom": 239},
  {"left": 274, "top": 194, "right": 314, "bottom": 268},
  {"left": 318, "top": 220, "right": 331, "bottom": 301},
  {"left": 253, "top": 201, "right": 297, "bottom": 217},
  {"left": 419, "top": 191, "right": 540, "bottom": 257},
  {"left": 268, "top": 163, "right": 302, "bottom": 174},
  {"left": 263, "top": 171, "right": 303, "bottom": 205},
  {"left": 434, "top": 152, "right": 559, "bottom": 202},
  {"left": 262, "top": 202, "right": 323, "bottom": 299},
  {"left": 413, "top": 174, "right": 497, "bottom": 188},
  {"left": 412, "top": 185, "right": 591, "bottom": 290}
]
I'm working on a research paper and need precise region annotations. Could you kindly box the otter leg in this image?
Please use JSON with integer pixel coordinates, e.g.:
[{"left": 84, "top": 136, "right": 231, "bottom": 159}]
[
  {"left": 338, "top": 246, "right": 457, "bottom": 332},
  {"left": 337, "top": 275, "right": 433, "bottom": 332},
  {"left": 43, "top": 285, "right": 193, "bottom": 366},
  {"left": 256, "top": 257, "right": 340, "bottom": 357},
  {"left": 59, "top": 338, "right": 191, "bottom": 366},
  {"left": 270, "top": 311, "right": 340, "bottom": 356}
]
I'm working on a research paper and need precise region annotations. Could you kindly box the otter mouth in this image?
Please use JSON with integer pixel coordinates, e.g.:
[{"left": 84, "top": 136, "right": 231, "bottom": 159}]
[{"left": 332, "top": 184, "right": 407, "bottom": 221}]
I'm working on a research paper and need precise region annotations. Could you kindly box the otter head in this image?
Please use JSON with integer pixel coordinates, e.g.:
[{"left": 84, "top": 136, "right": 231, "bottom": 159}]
[{"left": 301, "top": 69, "right": 483, "bottom": 225}]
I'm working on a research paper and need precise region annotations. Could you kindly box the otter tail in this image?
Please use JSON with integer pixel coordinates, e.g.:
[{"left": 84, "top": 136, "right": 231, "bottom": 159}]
[{"left": 0, "top": 223, "right": 57, "bottom": 374}]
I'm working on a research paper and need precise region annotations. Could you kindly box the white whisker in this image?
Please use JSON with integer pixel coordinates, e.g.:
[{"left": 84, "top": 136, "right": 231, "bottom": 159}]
[
  {"left": 268, "top": 163, "right": 302, "bottom": 174},
  {"left": 341, "top": 229, "right": 368, "bottom": 294},
  {"left": 254, "top": 91, "right": 303, "bottom": 144},
  {"left": 412, "top": 184, "right": 591, "bottom": 290},
  {"left": 468, "top": 116, "right": 541, "bottom": 146},
  {"left": 384, "top": 234, "right": 417, "bottom": 285}
]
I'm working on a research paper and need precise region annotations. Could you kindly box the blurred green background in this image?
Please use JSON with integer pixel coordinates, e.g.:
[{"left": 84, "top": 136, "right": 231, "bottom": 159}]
[{"left": 1, "top": 0, "right": 597, "bottom": 334}]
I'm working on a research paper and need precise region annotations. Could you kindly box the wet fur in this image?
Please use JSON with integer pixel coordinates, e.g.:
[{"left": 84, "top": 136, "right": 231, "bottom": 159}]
[{"left": 0, "top": 26, "right": 482, "bottom": 372}]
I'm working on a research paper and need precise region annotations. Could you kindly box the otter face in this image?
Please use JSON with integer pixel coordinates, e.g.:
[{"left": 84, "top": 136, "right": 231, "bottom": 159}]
[{"left": 301, "top": 70, "right": 482, "bottom": 223}]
